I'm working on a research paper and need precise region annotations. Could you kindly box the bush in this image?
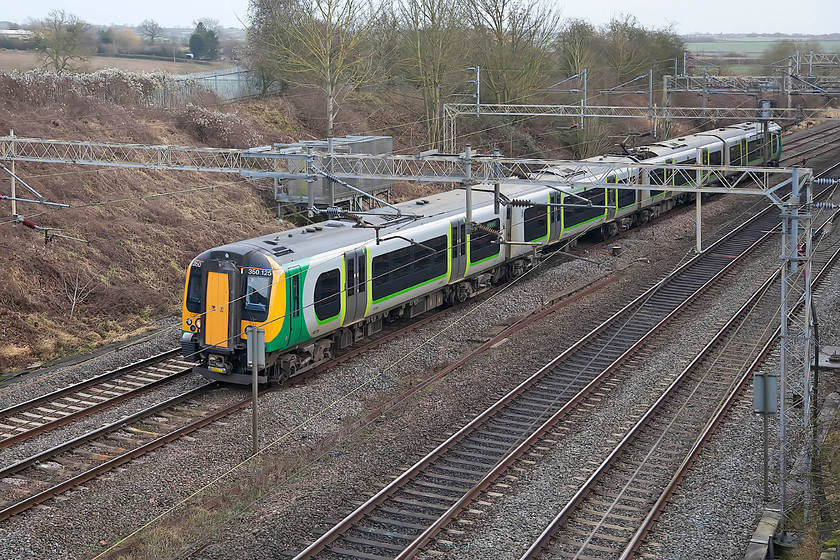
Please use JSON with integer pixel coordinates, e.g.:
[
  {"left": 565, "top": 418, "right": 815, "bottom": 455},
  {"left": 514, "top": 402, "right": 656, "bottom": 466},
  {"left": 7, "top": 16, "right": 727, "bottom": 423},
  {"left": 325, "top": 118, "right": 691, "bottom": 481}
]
[
  {"left": 0, "top": 68, "right": 169, "bottom": 108},
  {"left": 175, "top": 103, "right": 264, "bottom": 147}
]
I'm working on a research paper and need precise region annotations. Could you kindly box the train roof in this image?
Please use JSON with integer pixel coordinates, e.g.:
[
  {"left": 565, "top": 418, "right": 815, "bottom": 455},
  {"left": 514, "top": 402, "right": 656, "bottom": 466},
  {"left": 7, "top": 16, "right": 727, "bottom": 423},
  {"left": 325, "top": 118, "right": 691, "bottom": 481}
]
[
  {"left": 198, "top": 121, "right": 782, "bottom": 267},
  {"left": 203, "top": 184, "right": 536, "bottom": 266},
  {"left": 627, "top": 122, "right": 776, "bottom": 159}
]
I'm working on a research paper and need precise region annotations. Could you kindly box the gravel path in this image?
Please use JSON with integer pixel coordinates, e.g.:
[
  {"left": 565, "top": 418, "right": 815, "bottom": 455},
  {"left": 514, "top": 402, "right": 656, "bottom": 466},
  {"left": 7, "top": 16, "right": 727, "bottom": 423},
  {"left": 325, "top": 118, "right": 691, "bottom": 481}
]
[{"left": 0, "top": 146, "right": 836, "bottom": 560}]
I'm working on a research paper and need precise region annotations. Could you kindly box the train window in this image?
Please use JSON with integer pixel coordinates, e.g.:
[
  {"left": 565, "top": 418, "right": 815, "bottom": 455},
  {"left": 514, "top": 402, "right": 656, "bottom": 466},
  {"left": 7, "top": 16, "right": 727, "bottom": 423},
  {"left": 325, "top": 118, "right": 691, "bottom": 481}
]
[
  {"left": 358, "top": 256, "right": 366, "bottom": 293},
  {"left": 186, "top": 267, "right": 202, "bottom": 313},
  {"left": 648, "top": 168, "right": 665, "bottom": 197},
  {"left": 470, "top": 218, "right": 501, "bottom": 264},
  {"left": 709, "top": 150, "right": 722, "bottom": 165},
  {"left": 747, "top": 138, "right": 761, "bottom": 162},
  {"left": 314, "top": 268, "right": 341, "bottom": 322},
  {"left": 564, "top": 188, "right": 606, "bottom": 229},
  {"left": 772, "top": 133, "right": 780, "bottom": 155},
  {"left": 618, "top": 187, "right": 636, "bottom": 208},
  {"left": 650, "top": 168, "right": 666, "bottom": 186},
  {"left": 347, "top": 259, "right": 355, "bottom": 296},
  {"left": 549, "top": 192, "right": 562, "bottom": 223},
  {"left": 244, "top": 272, "right": 271, "bottom": 321},
  {"left": 391, "top": 250, "right": 412, "bottom": 281},
  {"left": 673, "top": 158, "right": 695, "bottom": 186},
  {"left": 729, "top": 143, "right": 741, "bottom": 165},
  {"left": 372, "top": 235, "right": 447, "bottom": 301},
  {"left": 524, "top": 206, "right": 548, "bottom": 242},
  {"left": 607, "top": 175, "right": 635, "bottom": 209}
]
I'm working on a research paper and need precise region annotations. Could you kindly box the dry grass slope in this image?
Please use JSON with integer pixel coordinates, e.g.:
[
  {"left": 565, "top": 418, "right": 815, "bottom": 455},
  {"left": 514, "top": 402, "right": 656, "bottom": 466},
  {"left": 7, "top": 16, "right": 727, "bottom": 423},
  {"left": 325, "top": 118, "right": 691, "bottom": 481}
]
[{"left": 0, "top": 72, "right": 316, "bottom": 372}]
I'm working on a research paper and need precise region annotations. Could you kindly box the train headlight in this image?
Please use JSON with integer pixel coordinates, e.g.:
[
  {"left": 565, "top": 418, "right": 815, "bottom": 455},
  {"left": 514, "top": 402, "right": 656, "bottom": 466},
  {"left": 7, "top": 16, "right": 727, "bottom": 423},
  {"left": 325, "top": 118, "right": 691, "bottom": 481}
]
[
  {"left": 189, "top": 325, "right": 197, "bottom": 332},
  {"left": 196, "top": 318, "right": 202, "bottom": 329},
  {"left": 186, "top": 319, "right": 193, "bottom": 326}
]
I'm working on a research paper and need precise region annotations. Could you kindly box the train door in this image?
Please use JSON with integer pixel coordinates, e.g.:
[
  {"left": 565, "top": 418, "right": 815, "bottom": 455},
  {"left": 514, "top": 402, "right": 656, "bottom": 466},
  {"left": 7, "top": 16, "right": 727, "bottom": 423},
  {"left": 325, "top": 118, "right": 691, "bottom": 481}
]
[
  {"left": 700, "top": 148, "right": 710, "bottom": 185},
  {"left": 204, "top": 269, "right": 234, "bottom": 349},
  {"left": 450, "top": 218, "right": 468, "bottom": 281},
  {"left": 605, "top": 176, "right": 618, "bottom": 221},
  {"left": 285, "top": 264, "right": 305, "bottom": 347},
  {"left": 549, "top": 191, "right": 562, "bottom": 242},
  {"left": 343, "top": 248, "right": 367, "bottom": 326}
]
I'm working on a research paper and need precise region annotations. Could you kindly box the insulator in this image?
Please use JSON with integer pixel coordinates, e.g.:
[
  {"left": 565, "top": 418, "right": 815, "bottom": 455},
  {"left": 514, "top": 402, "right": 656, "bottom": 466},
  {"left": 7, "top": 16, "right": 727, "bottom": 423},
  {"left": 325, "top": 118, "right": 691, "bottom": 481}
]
[
  {"left": 508, "top": 199, "right": 534, "bottom": 208},
  {"left": 814, "top": 178, "right": 838, "bottom": 186},
  {"left": 320, "top": 207, "right": 344, "bottom": 218},
  {"left": 471, "top": 222, "right": 501, "bottom": 237},
  {"left": 22, "top": 218, "right": 38, "bottom": 230},
  {"left": 811, "top": 202, "right": 840, "bottom": 209}
]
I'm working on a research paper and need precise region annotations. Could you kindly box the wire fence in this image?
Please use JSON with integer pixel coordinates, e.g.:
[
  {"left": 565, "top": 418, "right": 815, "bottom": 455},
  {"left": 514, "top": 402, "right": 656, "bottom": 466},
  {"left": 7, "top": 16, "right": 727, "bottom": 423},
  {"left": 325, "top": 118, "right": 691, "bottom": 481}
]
[{"left": 151, "top": 66, "right": 282, "bottom": 108}]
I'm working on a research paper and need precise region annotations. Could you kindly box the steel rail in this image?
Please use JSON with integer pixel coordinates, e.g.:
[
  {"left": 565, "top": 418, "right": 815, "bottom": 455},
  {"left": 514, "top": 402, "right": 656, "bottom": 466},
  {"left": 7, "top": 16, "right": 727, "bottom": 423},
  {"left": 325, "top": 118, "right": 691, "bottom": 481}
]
[
  {"left": 292, "top": 174, "right": 788, "bottom": 559},
  {"left": 618, "top": 228, "right": 840, "bottom": 559},
  {"left": 520, "top": 207, "right": 840, "bottom": 560},
  {"left": 520, "top": 271, "right": 780, "bottom": 559},
  {"left": 0, "top": 349, "right": 191, "bottom": 447},
  {"left": 0, "top": 382, "right": 234, "bottom": 521},
  {"left": 293, "top": 152, "right": 840, "bottom": 559}
]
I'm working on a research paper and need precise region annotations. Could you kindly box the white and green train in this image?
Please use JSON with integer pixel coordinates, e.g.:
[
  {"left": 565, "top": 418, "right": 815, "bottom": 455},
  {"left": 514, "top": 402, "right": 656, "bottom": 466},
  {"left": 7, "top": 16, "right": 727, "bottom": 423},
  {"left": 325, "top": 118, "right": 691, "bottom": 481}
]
[{"left": 180, "top": 122, "right": 782, "bottom": 384}]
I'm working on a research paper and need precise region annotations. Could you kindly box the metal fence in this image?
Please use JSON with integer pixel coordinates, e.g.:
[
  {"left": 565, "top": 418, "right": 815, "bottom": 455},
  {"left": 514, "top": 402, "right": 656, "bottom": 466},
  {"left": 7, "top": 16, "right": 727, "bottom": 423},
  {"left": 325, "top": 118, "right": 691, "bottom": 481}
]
[{"left": 151, "top": 66, "right": 282, "bottom": 108}]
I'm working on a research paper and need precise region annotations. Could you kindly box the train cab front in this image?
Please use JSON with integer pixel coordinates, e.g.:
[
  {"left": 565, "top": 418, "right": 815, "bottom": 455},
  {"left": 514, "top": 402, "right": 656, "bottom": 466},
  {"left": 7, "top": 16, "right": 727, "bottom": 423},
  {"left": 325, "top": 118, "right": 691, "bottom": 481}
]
[{"left": 180, "top": 246, "right": 280, "bottom": 384}]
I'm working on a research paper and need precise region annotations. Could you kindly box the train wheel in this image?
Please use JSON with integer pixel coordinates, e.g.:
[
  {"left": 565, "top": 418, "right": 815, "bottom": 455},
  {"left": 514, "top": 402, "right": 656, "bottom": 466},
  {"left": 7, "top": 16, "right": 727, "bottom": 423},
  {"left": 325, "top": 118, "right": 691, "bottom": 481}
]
[
  {"left": 602, "top": 222, "right": 620, "bottom": 239},
  {"left": 504, "top": 260, "right": 525, "bottom": 282},
  {"left": 446, "top": 281, "right": 473, "bottom": 306},
  {"left": 275, "top": 358, "right": 296, "bottom": 384}
]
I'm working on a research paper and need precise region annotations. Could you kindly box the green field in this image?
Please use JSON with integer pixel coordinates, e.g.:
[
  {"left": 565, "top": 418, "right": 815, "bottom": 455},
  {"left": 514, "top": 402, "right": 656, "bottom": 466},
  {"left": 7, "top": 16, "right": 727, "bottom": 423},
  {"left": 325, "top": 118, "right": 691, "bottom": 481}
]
[{"left": 686, "top": 38, "right": 840, "bottom": 58}]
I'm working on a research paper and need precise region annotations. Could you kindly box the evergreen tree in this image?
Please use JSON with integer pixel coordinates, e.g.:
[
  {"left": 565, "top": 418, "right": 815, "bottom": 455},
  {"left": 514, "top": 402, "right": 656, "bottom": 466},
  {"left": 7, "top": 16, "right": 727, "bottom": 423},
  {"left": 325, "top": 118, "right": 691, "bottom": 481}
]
[{"left": 189, "top": 21, "right": 219, "bottom": 60}]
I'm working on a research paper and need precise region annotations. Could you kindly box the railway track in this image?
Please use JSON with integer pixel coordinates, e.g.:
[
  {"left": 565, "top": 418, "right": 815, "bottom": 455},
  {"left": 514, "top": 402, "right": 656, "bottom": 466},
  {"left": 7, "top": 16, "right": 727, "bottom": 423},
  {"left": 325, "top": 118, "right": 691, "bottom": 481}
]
[
  {"left": 0, "top": 382, "right": 256, "bottom": 521},
  {"left": 0, "top": 350, "right": 193, "bottom": 447},
  {"left": 0, "top": 288, "right": 497, "bottom": 454},
  {"left": 780, "top": 121, "right": 840, "bottom": 164},
  {"left": 0, "top": 239, "right": 610, "bottom": 526},
  {"left": 1, "top": 124, "right": 835, "bottom": 544},
  {"left": 520, "top": 209, "right": 840, "bottom": 560},
  {"left": 290, "top": 169, "right": 837, "bottom": 559},
  {"left": 4, "top": 122, "right": 827, "bottom": 453}
]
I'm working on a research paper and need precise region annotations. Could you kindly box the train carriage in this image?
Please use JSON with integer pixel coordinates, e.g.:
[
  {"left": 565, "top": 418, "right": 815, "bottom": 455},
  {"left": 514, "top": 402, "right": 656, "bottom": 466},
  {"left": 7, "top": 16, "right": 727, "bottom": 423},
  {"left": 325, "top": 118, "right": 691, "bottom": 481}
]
[{"left": 181, "top": 122, "right": 782, "bottom": 384}]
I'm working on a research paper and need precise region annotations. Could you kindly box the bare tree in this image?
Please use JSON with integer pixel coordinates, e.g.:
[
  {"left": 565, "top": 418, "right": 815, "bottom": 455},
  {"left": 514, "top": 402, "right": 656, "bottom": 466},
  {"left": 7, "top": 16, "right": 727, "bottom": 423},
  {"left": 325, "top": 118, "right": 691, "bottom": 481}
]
[
  {"left": 63, "top": 270, "right": 97, "bottom": 319},
  {"left": 29, "top": 10, "right": 94, "bottom": 73},
  {"left": 399, "top": 0, "right": 467, "bottom": 149},
  {"left": 601, "top": 15, "right": 683, "bottom": 85},
  {"left": 470, "top": 0, "right": 561, "bottom": 103},
  {"left": 138, "top": 19, "right": 163, "bottom": 44},
  {"left": 555, "top": 19, "right": 599, "bottom": 77},
  {"left": 602, "top": 15, "right": 649, "bottom": 83},
  {"left": 252, "top": 0, "right": 379, "bottom": 138}
]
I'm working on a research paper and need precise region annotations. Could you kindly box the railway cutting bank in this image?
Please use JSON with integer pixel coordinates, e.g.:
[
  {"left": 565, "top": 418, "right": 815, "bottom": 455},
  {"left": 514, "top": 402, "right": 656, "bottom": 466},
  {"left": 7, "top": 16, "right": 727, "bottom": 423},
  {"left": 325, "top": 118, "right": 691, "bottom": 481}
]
[{"left": 0, "top": 123, "right": 838, "bottom": 559}]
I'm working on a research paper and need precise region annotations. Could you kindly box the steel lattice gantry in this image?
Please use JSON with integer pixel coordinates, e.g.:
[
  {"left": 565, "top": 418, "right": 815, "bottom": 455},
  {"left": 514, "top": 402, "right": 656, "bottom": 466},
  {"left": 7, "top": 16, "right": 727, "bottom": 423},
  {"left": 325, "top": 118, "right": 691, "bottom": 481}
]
[
  {"left": 0, "top": 135, "right": 271, "bottom": 173},
  {"left": 664, "top": 74, "right": 840, "bottom": 96},
  {"left": 441, "top": 102, "right": 838, "bottom": 153}
]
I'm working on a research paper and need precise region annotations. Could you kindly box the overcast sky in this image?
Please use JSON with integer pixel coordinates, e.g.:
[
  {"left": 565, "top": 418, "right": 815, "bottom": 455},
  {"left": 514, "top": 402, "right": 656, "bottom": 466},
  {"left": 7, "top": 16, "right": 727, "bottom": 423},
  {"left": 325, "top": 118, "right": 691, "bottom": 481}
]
[{"left": 2, "top": 0, "right": 837, "bottom": 35}]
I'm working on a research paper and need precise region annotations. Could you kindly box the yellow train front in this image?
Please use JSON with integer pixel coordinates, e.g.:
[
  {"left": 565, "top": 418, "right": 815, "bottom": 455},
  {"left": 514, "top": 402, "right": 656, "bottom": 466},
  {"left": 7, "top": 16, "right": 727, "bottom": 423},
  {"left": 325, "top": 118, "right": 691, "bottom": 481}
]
[{"left": 180, "top": 242, "right": 288, "bottom": 384}]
